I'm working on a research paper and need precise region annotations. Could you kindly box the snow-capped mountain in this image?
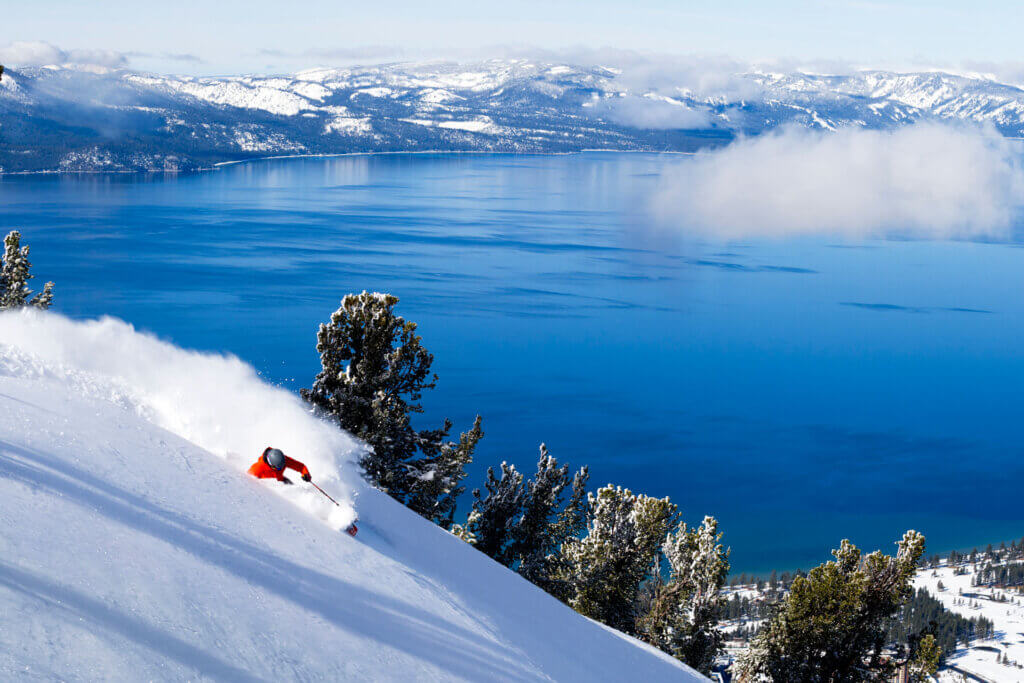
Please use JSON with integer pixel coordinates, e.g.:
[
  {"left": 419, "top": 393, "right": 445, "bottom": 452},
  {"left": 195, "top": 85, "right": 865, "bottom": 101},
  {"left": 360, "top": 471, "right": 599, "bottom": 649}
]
[
  {"left": 2, "top": 59, "right": 1024, "bottom": 172},
  {"left": 0, "top": 311, "right": 703, "bottom": 681}
]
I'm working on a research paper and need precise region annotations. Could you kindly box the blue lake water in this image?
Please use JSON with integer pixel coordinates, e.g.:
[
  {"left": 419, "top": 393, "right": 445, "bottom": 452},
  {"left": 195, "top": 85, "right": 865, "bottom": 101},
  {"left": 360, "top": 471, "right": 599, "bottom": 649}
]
[{"left": 3, "top": 152, "right": 1023, "bottom": 574}]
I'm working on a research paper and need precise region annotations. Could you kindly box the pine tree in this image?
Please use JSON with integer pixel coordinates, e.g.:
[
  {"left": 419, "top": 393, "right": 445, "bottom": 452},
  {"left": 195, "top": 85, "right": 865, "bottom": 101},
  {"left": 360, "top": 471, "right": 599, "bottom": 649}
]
[
  {"left": 668, "top": 516, "right": 730, "bottom": 673},
  {"left": 736, "top": 530, "right": 926, "bottom": 682},
  {"left": 0, "top": 231, "right": 54, "bottom": 310},
  {"left": 637, "top": 516, "right": 730, "bottom": 675},
  {"left": 405, "top": 415, "right": 484, "bottom": 527},
  {"left": 509, "top": 444, "right": 590, "bottom": 593},
  {"left": 302, "top": 291, "right": 482, "bottom": 526},
  {"left": 509, "top": 444, "right": 567, "bottom": 572},
  {"left": 556, "top": 485, "right": 676, "bottom": 634},
  {"left": 909, "top": 635, "right": 941, "bottom": 683},
  {"left": 468, "top": 461, "right": 526, "bottom": 564},
  {"left": 449, "top": 509, "right": 480, "bottom": 545},
  {"left": 466, "top": 444, "right": 589, "bottom": 595},
  {"left": 526, "top": 460, "right": 590, "bottom": 600}
]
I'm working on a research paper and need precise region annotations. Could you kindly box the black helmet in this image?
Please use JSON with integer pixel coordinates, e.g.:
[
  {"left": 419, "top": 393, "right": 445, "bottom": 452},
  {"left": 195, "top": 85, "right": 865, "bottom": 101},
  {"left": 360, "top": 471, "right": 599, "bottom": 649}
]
[{"left": 265, "top": 448, "right": 286, "bottom": 470}]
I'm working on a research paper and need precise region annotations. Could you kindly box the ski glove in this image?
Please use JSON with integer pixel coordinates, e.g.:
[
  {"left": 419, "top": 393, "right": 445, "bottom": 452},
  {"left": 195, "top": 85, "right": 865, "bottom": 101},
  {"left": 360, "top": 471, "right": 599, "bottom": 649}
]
[
  {"left": 281, "top": 476, "right": 293, "bottom": 485},
  {"left": 302, "top": 473, "right": 312, "bottom": 482}
]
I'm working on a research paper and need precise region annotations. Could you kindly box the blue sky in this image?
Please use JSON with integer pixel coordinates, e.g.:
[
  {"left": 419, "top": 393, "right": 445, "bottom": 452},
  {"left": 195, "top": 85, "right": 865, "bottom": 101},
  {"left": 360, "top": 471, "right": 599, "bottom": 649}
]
[{"left": 1, "top": 0, "right": 1020, "bottom": 74}]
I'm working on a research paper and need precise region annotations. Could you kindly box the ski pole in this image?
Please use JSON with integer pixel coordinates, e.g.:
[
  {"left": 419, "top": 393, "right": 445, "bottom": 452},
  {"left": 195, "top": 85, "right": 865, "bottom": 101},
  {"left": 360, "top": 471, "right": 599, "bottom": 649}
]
[
  {"left": 308, "top": 480, "right": 358, "bottom": 536},
  {"left": 310, "top": 480, "right": 340, "bottom": 506}
]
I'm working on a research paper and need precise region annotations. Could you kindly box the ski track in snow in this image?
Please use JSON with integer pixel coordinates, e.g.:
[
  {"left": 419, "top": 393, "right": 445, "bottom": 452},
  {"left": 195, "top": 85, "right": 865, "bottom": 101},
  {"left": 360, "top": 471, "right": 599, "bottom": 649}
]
[{"left": 0, "top": 310, "right": 703, "bottom": 681}]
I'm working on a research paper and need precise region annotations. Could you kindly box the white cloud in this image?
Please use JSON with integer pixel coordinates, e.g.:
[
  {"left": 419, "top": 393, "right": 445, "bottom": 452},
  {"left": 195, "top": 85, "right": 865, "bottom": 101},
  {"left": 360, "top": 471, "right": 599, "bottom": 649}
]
[
  {"left": 64, "top": 48, "right": 129, "bottom": 68},
  {"left": 0, "top": 41, "right": 127, "bottom": 68},
  {"left": 592, "top": 95, "right": 712, "bottom": 129},
  {"left": 649, "top": 123, "right": 1024, "bottom": 240},
  {"left": 0, "top": 41, "right": 65, "bottom": 66}
]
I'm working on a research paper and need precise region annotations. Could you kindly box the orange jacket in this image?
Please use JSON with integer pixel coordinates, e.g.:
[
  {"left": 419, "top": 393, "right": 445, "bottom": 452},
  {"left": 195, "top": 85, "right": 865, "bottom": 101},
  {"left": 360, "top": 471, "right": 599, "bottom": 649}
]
[{"left": 248, "top": 449, "right": 310, "bottom": 482}]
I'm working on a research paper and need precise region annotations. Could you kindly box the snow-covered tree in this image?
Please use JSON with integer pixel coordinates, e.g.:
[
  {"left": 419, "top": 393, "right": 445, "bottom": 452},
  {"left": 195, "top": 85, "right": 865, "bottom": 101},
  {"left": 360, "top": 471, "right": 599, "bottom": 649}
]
[
  {"left": 0, "top": 231, "right": 54, "bottom": 310},
  {"left": 302, "top": 291, "right": 483, "bottom": 526},
  {"left": 450, "top": 509, "right": 481, "bottom": 545},
  {"left": 513, "top": 446, "right": 589, "bottom": 596},
  {"left": 557, "top": 485, "right": 677, "bottom": 634},
  {"left": 405, "top": 415, "right": 484, "bottom": 527},
  {"left": 467, "top": 461, "right": 525, "bottom": 564},
  {"left": 736, "top": 530, "right": 926, "bottom": 682},
  {"left": 638, "top": 516, "right": 730, "bottom": 675},
  {"left": 467, "top": 445, "right": 589, "bottom": 594}
]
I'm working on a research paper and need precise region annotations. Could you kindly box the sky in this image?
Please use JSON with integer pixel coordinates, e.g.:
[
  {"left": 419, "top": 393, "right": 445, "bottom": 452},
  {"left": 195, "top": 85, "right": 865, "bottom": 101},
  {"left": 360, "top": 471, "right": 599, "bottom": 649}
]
[{"left": 1, "top": 0, "right": 1023, "bottom": 75}]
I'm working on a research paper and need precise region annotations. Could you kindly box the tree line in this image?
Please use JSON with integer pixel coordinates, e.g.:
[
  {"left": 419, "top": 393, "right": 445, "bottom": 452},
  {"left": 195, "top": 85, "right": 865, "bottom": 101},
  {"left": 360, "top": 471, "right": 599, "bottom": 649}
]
[{"left": 300, "top": 291, "right": 941, "bottom": 681}]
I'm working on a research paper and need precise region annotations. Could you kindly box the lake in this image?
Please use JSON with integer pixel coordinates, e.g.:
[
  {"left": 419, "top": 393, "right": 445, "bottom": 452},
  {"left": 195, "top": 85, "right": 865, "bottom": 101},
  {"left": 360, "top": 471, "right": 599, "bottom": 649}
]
[{"left": 3, "top": 152, "right": 1023, "bottom": 574}]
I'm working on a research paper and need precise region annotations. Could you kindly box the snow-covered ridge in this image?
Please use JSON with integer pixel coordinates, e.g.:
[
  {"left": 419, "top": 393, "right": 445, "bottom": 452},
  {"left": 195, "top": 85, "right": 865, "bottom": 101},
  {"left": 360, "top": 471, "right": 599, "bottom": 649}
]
[
  {"left": 0, "top": 310, "right": 704, "bottom": 681},
  {"left": 6, "top": 59, "right": 1024, "bottom": 172}
]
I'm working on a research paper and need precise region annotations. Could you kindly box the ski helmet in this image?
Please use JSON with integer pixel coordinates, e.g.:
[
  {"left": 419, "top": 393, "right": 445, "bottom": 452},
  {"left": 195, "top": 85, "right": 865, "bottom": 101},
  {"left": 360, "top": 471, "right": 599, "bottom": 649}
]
[{"left": 265, "top": 448, "right": 286, "bottom": 471}]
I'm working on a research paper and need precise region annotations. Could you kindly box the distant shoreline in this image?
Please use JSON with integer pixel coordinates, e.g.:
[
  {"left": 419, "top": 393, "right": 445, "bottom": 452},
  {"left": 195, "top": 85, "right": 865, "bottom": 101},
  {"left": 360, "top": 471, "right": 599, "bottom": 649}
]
[
  {"left": 0, "top": 148, "right": 698, "bottom": 177},
  {"left": 210, "top": 148, "right": 698, "bottom": 168},
  {"left": 737, "top": 531, "right": 1024, "bottom": 581}
]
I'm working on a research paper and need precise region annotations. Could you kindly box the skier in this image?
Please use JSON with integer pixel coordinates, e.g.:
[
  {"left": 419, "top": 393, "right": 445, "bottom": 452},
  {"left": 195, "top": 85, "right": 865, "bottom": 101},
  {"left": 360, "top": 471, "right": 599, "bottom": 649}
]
[
  {"left": 248, "top": 447, "right": 311, "bottom": 485},
  {"left": 248, "top": 447, "right": 359, "bottom": 537}
]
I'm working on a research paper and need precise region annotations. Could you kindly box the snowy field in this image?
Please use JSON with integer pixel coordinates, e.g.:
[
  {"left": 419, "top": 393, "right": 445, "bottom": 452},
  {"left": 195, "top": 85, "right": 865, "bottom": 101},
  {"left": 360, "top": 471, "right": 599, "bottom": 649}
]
[
  {"left": 0, "top": 311, "right": 703, "bottom": 681},
  {"left": 718, "top": 564, "right": 1024, "bottom": 681},
  {"left": 916, "top": 565, "right": 1024, "bottom": 682}
]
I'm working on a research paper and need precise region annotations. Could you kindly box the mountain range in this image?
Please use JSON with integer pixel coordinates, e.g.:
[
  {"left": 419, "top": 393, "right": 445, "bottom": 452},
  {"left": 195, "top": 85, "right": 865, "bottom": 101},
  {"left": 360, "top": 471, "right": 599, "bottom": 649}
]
[{"left": 2, "top": 59, "right": 1024, "bottom": 172}]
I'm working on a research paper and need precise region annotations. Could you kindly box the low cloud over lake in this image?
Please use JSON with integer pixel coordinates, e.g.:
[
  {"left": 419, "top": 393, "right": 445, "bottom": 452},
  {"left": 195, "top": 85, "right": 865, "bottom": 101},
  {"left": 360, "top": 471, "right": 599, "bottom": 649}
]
[{"left": 650, "top": 123, "right": 1024, "bottom": 240}]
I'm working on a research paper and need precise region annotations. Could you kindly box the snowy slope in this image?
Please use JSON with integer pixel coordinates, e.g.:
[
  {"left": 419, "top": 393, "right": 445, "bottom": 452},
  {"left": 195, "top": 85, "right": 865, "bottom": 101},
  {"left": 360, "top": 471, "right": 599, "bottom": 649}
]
[{"left": 0, "top": 311, "right": 702, "bottom": 682}]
